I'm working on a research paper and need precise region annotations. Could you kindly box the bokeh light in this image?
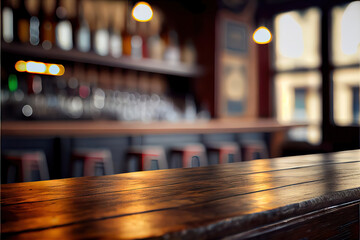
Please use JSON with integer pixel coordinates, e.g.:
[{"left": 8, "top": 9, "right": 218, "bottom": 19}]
[
  {"left": 132, "top": 2, "right": 153, "bottom": 22},
  {"left": 253, "top": 27, "right": 272, "bottom": 44}
]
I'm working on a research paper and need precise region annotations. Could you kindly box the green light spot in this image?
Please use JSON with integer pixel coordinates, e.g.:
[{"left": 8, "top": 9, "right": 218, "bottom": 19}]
[{"left": 8, "top": 74, "right": 18, "bottom": 92}]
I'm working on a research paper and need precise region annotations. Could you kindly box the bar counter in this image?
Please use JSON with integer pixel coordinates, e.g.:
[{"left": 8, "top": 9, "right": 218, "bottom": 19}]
[
  {"left": 2, "top": 150, "right": 360, "bottom": 239},
  {"left": 1, "top": 119, "right": 305, "bottom": 136}
]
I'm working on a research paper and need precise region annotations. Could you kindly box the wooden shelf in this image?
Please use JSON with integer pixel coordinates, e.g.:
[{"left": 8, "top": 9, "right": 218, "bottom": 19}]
[
  {"left": 1, "top": 119, "right": 307, "bottom": 136},
  {"left": 1, "top": 42, "right": 203, "bottom": 77}
]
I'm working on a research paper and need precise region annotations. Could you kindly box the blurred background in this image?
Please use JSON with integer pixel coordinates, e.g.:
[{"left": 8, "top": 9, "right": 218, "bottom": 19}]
[{"left": 1, "top": 0, "right": 359, "bottom": 182}]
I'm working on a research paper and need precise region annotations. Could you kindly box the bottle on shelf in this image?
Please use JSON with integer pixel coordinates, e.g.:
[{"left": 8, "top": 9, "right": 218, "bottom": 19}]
[
  {"left": 131, "top": 35, "right": 143, "bottom": 59},
  {"left": 17, "top": 0, "right": 31, "bottom": 43},
  {"left": 82, "top": 0, "right": 96, "bottom": 52},
  {"left": 2, "top": 0, "right": 15, "bottom": 43},
  {"left": 109, "top": 1, "right": 125, "bottom": 58},
  {"left": 138, "top": 21, "right": 150, "bottom": 59},
  {"left": 25, "top": 0, "right": 41, "bottom": 46},
  {"left": 112, "top": 68, "right": 125, "bottom": 91},
  {"left": 147, "top": 7, "right": 165, "bottom": 60},
  {"left": 124, "top": 71, "right": 138, "bottom": 93},
  {"left": 163, "top": 29, "right": 181, "bottom": 64},
  {"left": 129, "top": 10, "right": 143, "bottom": 59},
  {"left": 138, "top": 72, "right": 150, "bottom": 94},
  {"left": 64, "top": 66, "right": 83, "bottom": 119},
  {"left": 122, "top": 5, "right": 135, "bottom": 57},
  {"left": 93, "top": 1, "right": 110, "bottom": 56},
  {"left": 55, "top": 0, "right": 73, "bottom": 50},
  {"left": 40, "top": 0, "right": 56, "bottom": 49},
  {"left": 76, "top": 64, "right": 90, "bottom": 100},
  {"left": 75, "top": 0, "right": 91, "bottom": 52},
  {"left": 181, "top": 39, "right": 197, "bottom": 65},
  {"left": 184, "top": 95, "right": 197, "bottom": 122}
]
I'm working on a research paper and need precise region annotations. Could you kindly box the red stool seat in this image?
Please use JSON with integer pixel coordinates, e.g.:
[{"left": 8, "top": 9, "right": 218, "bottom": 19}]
[
  {"left": 126, "top": 146, "right": 167, "bottom": 172},
  {"left": 3, "top": 150, "right": 49, "bottom": 182},
  {"left": 71, "top": 149, "right": 114, "bottom": 177},
  {"left": 207, "top": 142, "right": 240, "bottom": 164},
  {"left": 170, "top": 144, "right": 208, "bottom": 168},
  {"left": 241, "top": 141, "right": 268, "bottom": 161}
]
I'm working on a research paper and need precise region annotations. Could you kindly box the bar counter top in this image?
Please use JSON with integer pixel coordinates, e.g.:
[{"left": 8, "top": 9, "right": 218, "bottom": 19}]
[
  {"left": 1, "top": 119, "right": 306, "bottom": 136},
  {"left": 2, "top": 150, "right": 360, "bottom": 239}
]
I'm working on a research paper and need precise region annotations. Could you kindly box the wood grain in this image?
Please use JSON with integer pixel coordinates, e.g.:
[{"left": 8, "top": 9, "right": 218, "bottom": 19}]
[
  {"left": 1, "top": 119, "right": 306, "bottom": 136},
  {"left": 1, "top": 150, "right": 360, "bottom": 239}
]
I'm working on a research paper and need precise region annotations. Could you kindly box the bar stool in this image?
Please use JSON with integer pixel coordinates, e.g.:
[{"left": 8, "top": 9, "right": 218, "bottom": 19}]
[
  {"left": 170, "top": 144, "right": 208, "bottom": 168},
  {"left": 3, "top": 150, "right": 49, "bottom": 183},
  {"left": 207, "top": 142, "right": 241, "bottom": 164},
  {"left": 241, "top": 141, "right": 268, "bottom": 161},
  {"left": 71, "top": 149, "right": 114, "bottom": 177},
  {"left": 126, "top": 146, "right": 168, "bottom": 172}
]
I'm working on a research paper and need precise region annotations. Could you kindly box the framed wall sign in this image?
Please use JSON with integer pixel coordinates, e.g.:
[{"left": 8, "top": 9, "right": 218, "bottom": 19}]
[
  {"left": 224, "top": 21, "right": 248, "bottom": 55},
  {"left": 215, "top": 5, "right": 257, "bottom": 119}
]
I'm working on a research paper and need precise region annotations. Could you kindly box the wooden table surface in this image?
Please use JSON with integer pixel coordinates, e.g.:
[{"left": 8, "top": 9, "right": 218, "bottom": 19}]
[
  {"left": 1, "top": 119, "right": 306, "bottom": 136},
  {"left": 2, "top": 150, "right": 360, "bottom": 239}
]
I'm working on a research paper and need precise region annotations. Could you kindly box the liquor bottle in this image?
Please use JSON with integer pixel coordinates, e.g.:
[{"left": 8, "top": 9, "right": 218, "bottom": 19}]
[
  {"left": 75, "top": 64, "right": 90, "bottom": 99},
  {"left": 138, "top": 72, "right": 150, "bottom": 94},
  {"left": 66, "top": 0, "right": 77, "bottom": 49},
  {"left": 55, "top": 0, "right": 73, "bottom": 50},
  {"left": 150, "top": 74, "right": 167, "bottom": 95},
  {"left": 122, "top": 6, "right": 135, "bottom": 56},
  {"left": 138, "top": 21, "right": 149, "bottom": 59},
  {"left": 130, "top": 11, "right": 144, "bottom": 59},
  {"left": 163, "top": 29, "right": 181, "bottom": 64},
  {"left": 93, "top": 1, "right": 109, "bottom": 56},
  {"left": 131, "top": 35, "right": 143, "bottom": 59},
  {"left": 40, "top": 0, "right": 56, "bottom": 49},
  {"left": 17, "top": 0, "right": 31, "bottom": 43},
  {"left": 124, "top": 70, "right": 137, "bottom": 92},
  {"left": 181, "top": 39, "right": 197, "bottom": 65},
  {"left": 147, "top": 7, "right": 165, "bottom": 60},
  {"left": 82, "top": 0, "right": 96, "bottom": 52},
  {"left": 110, "top": 25, "right": 122, "bottom": 58},
  {"left": 2, "top": 0, "right": 14, "bottom": 43},
  {"left": 109, "top": 2, "right": 125, "bottom": 58},
  {"left": 76, "top": 0, "right": 91, "bottom": 52},
  {"left": 26, "top": 0, "right": 40, "bottom": 45},
  {"left": 9, "top": 0, "right": 21, "bottom": 42},
  {"left": 112, "top": 68, "right": 125, "bottom": 91}
]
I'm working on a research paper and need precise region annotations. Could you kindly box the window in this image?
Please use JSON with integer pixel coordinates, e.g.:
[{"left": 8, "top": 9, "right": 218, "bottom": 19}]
[
  {"left": 273, "top": 7, "right": 322, "bottom": 144},
  {"left": 274, "top": 8, "right": 321, "bottom": 71},
  {"left": 331, "top": 1, "right": 360, "bottom": 126}
]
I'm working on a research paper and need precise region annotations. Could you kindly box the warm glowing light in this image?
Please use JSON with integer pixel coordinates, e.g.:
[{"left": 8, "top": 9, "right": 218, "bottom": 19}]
[
  {"left": 15, "top": 61, "right": 26, "bottom": 72},
  {"left": 15, "top": 60, "right": 65, "bottom": 76},
  {"left": 53, "top": 64, "right": 65, "bottom": 76},
  {"left": 26, "top": 61, "right": 47, "bottom": 73},
  {"left": 132, "top": 2, "right": 153, "bottom": 22},
  {"left": 49, "top": 64, "right": 60, "bottom": 75},
  {"left": 253, "top": 27, "right": 272, "bottom": 44}
]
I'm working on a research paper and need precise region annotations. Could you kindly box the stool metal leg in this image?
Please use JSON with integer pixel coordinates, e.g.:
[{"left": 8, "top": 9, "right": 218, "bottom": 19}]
[
  {"left": 22, "top": 158, "right": 32, "bottom": 182},
  {"left": 38, "top": 152, "right": 50, "bottom": 180},
  {"left": 103, "top": 150, "right": 114, "bottom": 175}
]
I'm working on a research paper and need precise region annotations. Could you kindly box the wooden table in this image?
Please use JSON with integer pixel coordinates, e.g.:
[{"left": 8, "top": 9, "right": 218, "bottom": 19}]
[{"left": 2, "top": 150, "right": 359, "bottom": 239}]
